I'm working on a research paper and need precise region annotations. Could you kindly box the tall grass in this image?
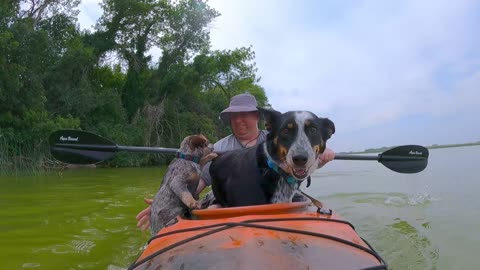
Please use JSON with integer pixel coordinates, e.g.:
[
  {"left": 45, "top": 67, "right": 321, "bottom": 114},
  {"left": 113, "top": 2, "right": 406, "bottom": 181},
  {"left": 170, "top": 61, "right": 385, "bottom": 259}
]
[{"left": 0, "top": 137, "right": 62, "bottom": 176}]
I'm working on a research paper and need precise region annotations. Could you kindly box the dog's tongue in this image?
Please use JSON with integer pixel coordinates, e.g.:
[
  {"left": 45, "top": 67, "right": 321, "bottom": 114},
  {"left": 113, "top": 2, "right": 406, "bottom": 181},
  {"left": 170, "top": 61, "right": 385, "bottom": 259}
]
[{"left": 293, "top": 168, "right": 307, "bottom": 178}]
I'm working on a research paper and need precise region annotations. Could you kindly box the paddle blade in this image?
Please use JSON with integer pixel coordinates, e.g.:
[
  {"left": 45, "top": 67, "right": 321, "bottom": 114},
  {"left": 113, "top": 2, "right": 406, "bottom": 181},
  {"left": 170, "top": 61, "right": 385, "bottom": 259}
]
[
  {"left": 379, "top": 145, "right": 429, "bottom": 174},
  {"left": 49, "top": 130, "right": 117, "bottom": 164}
]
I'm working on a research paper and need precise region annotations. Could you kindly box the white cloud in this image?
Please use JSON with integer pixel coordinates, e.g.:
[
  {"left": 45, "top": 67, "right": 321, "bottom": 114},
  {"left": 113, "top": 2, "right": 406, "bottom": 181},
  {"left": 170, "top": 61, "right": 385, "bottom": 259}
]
[
  {"left": 208, "top": 0, "right": 480, "bottom": 150},
  {"left": 77, "top": 0, "right": 102, "bottom": 30}
]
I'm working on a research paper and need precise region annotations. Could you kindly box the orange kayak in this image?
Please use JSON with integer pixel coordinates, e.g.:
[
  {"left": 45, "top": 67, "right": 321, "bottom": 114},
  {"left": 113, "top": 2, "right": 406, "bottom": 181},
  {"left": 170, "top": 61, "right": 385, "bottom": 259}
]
[{"left": 129, "top": 202, "right": 387, "bottom": 270}]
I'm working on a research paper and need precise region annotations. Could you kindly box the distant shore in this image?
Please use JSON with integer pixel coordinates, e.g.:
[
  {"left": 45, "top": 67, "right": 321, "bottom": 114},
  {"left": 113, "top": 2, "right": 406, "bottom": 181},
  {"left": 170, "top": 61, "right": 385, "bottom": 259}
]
[{"left": 344, "top": 142, "right": 480, "bottom": 154}]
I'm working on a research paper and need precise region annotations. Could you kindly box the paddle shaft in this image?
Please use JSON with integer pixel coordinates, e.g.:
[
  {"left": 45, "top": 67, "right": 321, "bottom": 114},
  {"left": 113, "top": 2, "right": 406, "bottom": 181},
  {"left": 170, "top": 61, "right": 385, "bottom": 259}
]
[
  {"left": 334, "top": 154, "right": 426, "bottom": 161},
  {"left": 53, "top": 143, "right": 426, "bottom": 161},
  {"left": 53, "top": 143, "right": 178, "bottom": 154}
]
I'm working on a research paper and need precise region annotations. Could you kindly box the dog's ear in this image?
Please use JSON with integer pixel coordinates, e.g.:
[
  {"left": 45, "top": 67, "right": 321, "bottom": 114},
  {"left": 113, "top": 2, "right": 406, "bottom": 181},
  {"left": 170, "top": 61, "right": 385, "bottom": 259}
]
[
  {"left": 189, "top": 135, "right": 208, "bottom": 148},
  {"left": 258, "top": 107, "right": 282, "bottom": 133},
  {"left": 321, "top": 118, "right": 335, "bottom": 140}
]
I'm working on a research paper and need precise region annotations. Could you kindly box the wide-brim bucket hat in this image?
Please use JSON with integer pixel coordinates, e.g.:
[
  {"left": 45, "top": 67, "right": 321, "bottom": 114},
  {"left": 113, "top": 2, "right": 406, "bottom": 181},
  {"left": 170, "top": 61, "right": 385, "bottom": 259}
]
[{"left": 219, "top": 93, "right": 259, "bottom": 125}]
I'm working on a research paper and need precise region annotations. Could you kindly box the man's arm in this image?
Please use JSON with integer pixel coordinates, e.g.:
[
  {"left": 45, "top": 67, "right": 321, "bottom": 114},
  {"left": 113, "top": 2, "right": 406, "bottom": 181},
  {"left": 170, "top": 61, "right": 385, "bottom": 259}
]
[{"left": 196, "top": 177, "right": 207, "bottom": 195}]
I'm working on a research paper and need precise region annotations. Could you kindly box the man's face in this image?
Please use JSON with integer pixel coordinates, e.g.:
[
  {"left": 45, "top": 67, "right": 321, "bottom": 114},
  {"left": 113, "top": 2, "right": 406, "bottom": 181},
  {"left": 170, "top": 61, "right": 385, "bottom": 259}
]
[{"left": 229, "top": 111, "right": 259, "bottom": 137}]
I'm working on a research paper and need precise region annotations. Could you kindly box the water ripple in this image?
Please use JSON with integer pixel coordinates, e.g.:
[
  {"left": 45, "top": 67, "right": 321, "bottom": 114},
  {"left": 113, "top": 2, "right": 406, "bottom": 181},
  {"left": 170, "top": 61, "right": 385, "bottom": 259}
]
[
  {"left": 71, "top": 240, "right": 96, "bottom": 254},
  {"left": 22, "top": 263, "right": 40, "bottom": 268},
  {"left": 326, "top": 191, "right": 440, "bottom": 207},
  {"left": 78, "top": 262, "right": 99, "bottom": 269}
]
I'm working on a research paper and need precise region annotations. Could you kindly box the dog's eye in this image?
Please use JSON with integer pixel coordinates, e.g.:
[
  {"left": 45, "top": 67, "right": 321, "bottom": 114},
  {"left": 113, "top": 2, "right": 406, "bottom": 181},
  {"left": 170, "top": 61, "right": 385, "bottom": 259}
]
[
  {"left": 281, "top": 128, "right": 289, "bottom": 136},
  {"left": 309, "top": 127, "right": 317, "bottom": 134}
]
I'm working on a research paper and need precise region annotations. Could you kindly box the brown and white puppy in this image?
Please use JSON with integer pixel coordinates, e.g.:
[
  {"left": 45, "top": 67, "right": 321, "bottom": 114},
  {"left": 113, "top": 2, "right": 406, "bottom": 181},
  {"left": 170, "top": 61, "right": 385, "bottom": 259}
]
[
  {"left": 150, "top": 135, "right": 214, "bottom": 236},
  {"left": 210, "top": 108, "right": 335, "bottom": 207}
]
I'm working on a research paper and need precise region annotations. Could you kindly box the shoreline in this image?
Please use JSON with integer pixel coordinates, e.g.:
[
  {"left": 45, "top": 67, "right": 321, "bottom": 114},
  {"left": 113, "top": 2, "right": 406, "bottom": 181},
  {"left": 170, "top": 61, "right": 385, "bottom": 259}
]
[{"left": 342, "top": 142, "right": 480, "bottom": 154}]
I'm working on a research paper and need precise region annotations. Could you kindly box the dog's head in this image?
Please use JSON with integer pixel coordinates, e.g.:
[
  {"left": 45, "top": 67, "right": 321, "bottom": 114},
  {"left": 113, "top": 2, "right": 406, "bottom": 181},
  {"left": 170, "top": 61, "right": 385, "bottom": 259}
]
[
  {"left": 259, "top": 107, "right": 335, "bottom": 180},
  {"left": 179, "top": 134, "right": 213, "bottom": 158}
]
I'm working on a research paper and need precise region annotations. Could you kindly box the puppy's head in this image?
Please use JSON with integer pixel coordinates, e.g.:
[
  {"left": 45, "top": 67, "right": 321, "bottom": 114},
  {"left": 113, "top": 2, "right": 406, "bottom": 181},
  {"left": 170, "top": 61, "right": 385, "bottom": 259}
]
[
  {"left": 259, "top": 107, "right": 335, "bottom": 180},
  {"left": 179, "top": 134, "right": 213, "bottom": 158}
]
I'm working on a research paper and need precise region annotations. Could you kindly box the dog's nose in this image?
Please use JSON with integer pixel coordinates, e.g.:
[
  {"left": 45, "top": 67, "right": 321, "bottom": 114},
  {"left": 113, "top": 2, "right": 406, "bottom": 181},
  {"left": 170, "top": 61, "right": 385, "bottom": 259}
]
[{"left": 292, "top": 154, "right": 308, "bottom": 166}]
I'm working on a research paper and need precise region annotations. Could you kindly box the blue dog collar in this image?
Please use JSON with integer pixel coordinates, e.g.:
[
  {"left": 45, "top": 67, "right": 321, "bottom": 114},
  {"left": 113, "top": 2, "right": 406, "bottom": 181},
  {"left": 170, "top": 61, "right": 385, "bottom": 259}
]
[
  {"left": 176, "top": 152, "right": 201, "bottom": 164},
  {"left": 266, "top": 158, "right": 297, "bottom": 185}
]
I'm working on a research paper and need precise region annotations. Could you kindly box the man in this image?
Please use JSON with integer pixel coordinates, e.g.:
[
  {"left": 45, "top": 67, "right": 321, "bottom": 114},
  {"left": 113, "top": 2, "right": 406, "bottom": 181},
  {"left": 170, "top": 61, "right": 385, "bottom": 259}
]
[
  {"left": 195, "top": 93, "right": 269, "bottom": 194},
  {"left": 136, "top": 93, "right": 334, "bottom": 230}
]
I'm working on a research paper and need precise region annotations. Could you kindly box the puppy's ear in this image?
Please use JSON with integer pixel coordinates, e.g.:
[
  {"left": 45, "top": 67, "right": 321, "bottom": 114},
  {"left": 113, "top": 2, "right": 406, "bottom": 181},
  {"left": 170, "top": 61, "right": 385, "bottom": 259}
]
[
  {"left": 321, "top": 118, "right": 335, "bottom": 140},
  {"left": 189, "top": 135, "right": 208, "bottom": 148},
  {"left": 258, "top": 107, "right": 282, "bottom": 133}
]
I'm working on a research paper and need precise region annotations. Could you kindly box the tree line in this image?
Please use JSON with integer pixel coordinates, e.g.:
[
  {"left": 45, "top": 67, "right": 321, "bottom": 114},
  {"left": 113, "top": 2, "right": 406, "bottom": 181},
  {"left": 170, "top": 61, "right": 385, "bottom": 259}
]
[{"left": 0, "top": 0, "right": 268, "bottom": 174}]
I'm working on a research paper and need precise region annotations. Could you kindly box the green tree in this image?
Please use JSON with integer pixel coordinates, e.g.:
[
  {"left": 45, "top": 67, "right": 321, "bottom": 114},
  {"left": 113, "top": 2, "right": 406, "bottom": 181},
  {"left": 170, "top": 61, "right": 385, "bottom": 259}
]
[
  {"left": 0, "top": 0, "right": 270, "bottom": 173},
  {"left": 0, "top": 0, "right": 82, "bottom": 172},
  {"left": 95, "top": 0, "right": 219, "bottom": 119}
]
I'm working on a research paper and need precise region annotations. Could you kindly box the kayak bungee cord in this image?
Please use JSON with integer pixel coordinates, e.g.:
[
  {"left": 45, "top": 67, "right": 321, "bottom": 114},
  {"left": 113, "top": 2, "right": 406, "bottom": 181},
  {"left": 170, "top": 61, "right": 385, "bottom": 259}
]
[
  {"left": 128, "top": 217, "right": 387, "bottom": 270},
  {"left": 146, "top": 216, "right": 356, "bottom": 244}
]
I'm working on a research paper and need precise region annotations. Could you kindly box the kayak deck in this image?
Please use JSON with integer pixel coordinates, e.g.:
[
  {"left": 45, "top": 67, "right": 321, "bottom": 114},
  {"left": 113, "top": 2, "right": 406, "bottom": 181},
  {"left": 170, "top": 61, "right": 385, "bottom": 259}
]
[{"left": 130, "top": 202, "right": 387, "bottom": 270}]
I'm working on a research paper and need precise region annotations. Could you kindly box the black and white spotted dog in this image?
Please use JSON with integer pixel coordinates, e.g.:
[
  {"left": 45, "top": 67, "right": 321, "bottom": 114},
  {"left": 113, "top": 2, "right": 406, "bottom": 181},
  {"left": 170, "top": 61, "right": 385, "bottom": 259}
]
[{"left": 210, "top": 107, "right": 335, "bottom": 207}]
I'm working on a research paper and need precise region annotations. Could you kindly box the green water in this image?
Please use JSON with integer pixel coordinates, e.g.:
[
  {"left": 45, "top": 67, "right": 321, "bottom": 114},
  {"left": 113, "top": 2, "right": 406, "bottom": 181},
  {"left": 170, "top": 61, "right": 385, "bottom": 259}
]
[
  {"left": 0, "top": 168, "right": 165, "bottom": 270},
  {"left": 1, "top": 146, "right": 479, "bottom": 269},
  {"left": 310, "top": 145, "right": 480, "bottom": 269}
]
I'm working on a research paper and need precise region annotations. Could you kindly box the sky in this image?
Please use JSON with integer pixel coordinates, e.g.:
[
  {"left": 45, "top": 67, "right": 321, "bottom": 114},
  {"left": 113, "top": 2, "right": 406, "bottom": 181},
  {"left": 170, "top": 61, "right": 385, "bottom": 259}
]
[{"left": 78, "top": 0, "right": 480, "bottom": 152}]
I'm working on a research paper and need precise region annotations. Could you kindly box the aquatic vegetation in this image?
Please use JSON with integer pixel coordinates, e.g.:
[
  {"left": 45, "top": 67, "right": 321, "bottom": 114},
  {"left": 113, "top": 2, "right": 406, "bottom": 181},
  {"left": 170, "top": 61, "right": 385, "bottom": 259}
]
[
  {"left": 0, "top": 137, "right": 94, "bottom": 176},
  {"left": 381, "top": 219, "right": 439, "bottom": 270}
]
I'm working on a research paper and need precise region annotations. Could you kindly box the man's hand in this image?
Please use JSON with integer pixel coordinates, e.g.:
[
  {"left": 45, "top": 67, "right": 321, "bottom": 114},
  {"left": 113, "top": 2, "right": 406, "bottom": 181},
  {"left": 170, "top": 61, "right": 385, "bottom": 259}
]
[
  {"left": 136, "top": 198, "right": 153, "bottom": 231},
  {"left": 318, "top": 148, "right": 335, "bottom": 168}
]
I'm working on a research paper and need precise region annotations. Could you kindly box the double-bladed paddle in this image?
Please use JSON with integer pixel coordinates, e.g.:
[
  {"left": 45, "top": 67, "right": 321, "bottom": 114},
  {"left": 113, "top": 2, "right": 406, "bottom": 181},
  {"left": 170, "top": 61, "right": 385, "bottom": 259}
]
[
  {"left": 334, "top": 145, "right": 428, "bottom": 174},
  {"left": 49, "top": 129, "right": 429, "bottom": 173},
  {"left": 49, "top": 129, "right": 178, "bottom": 165}
]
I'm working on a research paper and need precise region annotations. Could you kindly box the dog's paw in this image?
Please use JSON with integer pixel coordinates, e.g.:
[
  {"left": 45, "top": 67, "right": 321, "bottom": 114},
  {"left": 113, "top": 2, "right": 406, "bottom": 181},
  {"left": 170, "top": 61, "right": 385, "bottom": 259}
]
[
  {"left": 207, "top": 203, "right": 222, "bottom": 209},
  {"left": 200, "top": 153, "right": 218, "bottom": 167},
  {"left": 187, "top": 200, "right": 202, "bottom": 210}
]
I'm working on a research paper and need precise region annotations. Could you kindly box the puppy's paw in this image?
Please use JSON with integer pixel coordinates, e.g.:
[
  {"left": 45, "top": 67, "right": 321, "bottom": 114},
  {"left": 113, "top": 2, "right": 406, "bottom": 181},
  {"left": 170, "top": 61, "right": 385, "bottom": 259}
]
[
  {"left": 200, "top": 153, "right": 218, "bottom": 167},
  {"left": 186, "top": 200, "right": 201, "bottom": 210},
  {"left": 207, "top": 203, "right": 222, "bottom": 209}
]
